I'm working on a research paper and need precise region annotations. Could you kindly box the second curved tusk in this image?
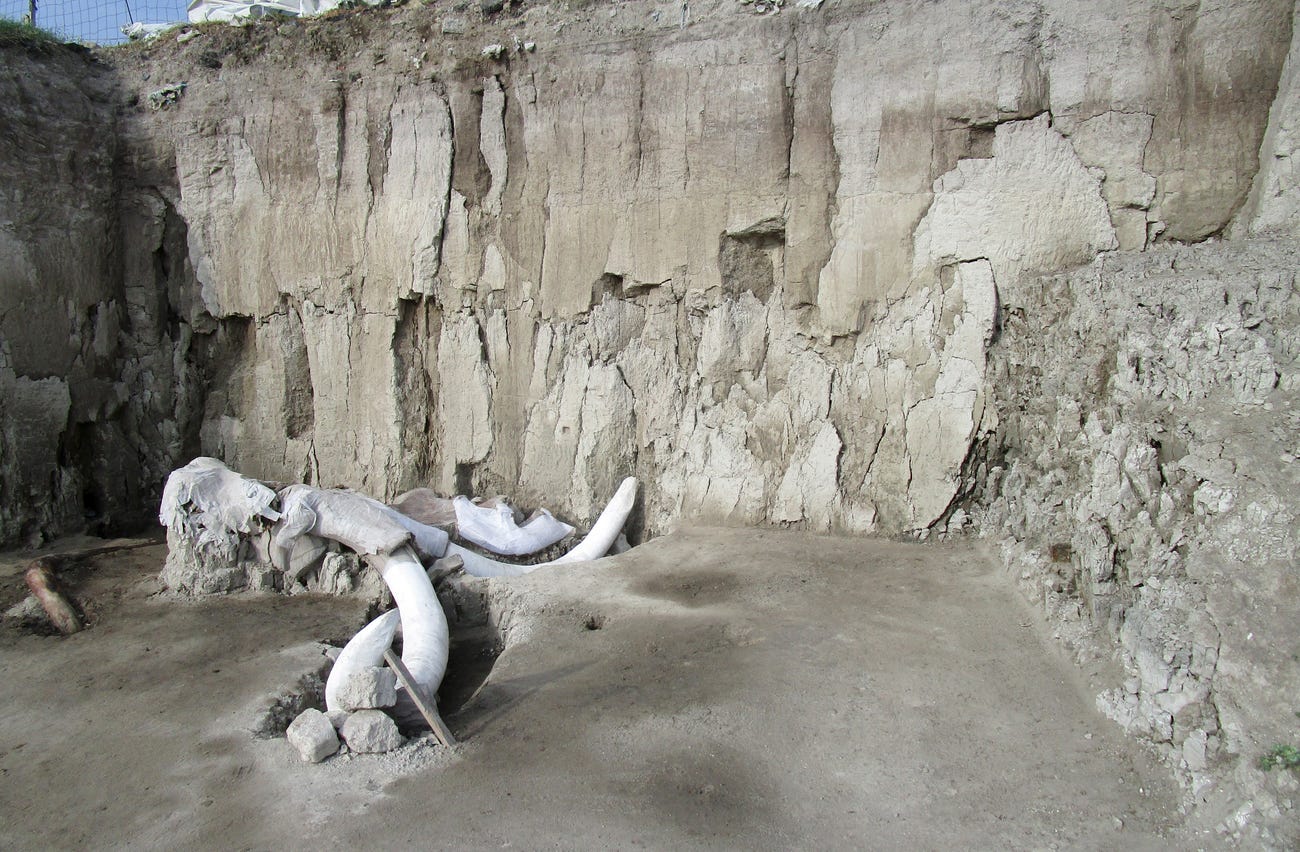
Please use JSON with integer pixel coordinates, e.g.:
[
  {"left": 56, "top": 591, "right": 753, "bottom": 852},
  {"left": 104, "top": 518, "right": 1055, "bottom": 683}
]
[{"left": 325, "top": 608, "right": 400, "bottom": 712}]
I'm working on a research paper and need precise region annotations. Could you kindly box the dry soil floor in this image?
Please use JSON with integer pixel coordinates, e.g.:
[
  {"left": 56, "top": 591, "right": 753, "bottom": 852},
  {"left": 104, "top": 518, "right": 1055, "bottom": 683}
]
[{"left": 0, "top": 528, "right": 1210, "bottom": 850}]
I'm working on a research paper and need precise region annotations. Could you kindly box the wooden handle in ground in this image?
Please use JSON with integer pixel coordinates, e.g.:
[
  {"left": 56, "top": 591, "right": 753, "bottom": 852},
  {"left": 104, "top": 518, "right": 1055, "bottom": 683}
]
[{"left": 383, "top": 648, "right": 456, "bottom": 747}]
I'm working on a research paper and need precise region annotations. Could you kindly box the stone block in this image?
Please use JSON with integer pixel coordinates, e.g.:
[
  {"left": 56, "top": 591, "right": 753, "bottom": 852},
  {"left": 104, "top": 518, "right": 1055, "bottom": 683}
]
[
  {"left": 341, "top": 709, "right": 404, "bottom": 754},
  {"left": 336, "top": 666, "right": 398, "bottom": 711},
  {"left": 286, "top": 708, "right": 339, "bottom": 763}
]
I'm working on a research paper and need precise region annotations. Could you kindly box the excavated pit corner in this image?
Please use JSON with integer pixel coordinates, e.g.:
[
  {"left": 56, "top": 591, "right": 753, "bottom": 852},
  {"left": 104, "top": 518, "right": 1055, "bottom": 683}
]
[
  {"left": 434, "top": 573, "right": 521, "bottom": 725},
  {"left": 252, "top": 567, "right": 527, "bottom": 740}
]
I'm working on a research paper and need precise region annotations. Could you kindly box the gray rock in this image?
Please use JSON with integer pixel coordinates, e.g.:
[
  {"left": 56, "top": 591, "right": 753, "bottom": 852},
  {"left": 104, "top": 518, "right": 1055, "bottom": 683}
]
[
  {"left": 286, "top": 709, "right": 339, "bottom": 763},
  {"left": 5, "top": 596, "right": 41, "bottom": 620},
  {"left": 341, "top": 709, "right": 404, "bottom": 754},
  {"left": 336, "top": 666, "right": 397, "bottom": 710},
  {"left": 314, "top": 552, "right": 358, "bottom": 595},
  {"left": 327, "top": 709, "right": 350, "bottom": 730}
]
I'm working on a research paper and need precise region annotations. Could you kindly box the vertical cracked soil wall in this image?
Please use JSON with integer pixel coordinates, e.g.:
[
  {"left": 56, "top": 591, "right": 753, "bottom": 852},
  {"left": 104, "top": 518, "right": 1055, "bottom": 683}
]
[{"left": 58, "top": 0, "right": 1294, "bottom": 542}]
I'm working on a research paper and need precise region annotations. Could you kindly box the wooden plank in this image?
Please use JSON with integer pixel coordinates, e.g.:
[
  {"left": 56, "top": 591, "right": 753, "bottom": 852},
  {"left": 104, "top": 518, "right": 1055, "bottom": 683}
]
[{"left": 383, "top": 648, "right": 457, "bottom": 748}]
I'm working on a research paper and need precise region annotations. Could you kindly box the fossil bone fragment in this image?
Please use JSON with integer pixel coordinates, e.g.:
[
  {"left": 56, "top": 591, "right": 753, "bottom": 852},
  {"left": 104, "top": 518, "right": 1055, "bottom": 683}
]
[
  {"left": 392, "top": 488, "right": 578, "bottom": 557},
  {"left": 443, "top": 476, "right": 639, "bottom": 576},
  {"left": 451, "top": 495, "right": 576, "bottom": 556},
  {"left": 272, "top": 485, "right": 418, "bottom": 567},
  {"left": 389, "top": 488, "right": 458, "bottom": 530},
  {"left": 272, "top": 485, "right": 454, "bottom": 571},
  {"left": 272, "top": 486, "right": 451, "bottom": 717},
  {"left": 160, "top": 461, "right": 636, "bottom": 732},
  {"left": 326, "top": 477, "right": 639, "bottom": 724},
  {"left": 24, "top": 559, "right": 82, "bottom": 634}
]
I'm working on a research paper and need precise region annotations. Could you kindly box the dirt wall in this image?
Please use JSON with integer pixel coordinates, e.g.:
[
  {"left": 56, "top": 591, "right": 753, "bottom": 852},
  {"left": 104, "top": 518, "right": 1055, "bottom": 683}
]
[
  {"left": 0, "top": 43, "right": 201, "bottom": 545},
  {"left": 85, "top": 0, "right": 1298, "bottom": 541}
]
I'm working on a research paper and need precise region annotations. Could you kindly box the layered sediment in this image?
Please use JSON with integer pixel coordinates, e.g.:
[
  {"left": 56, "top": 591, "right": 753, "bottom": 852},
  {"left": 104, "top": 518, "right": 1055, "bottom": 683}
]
[{"left": 2, "top": 0, "right": 1298, "bottom": 842}]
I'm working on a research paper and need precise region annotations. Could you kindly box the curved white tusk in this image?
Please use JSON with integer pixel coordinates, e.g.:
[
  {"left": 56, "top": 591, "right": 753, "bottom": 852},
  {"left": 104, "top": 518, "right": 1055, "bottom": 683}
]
[
  {"left": 550, "top": 476, "right": 637, "bottom": 564},
  {"left": 303, "top": 480, "right": 633, "bottom": 726},
  {"left": 445, "top": 477, "right": 638, "bottom": 577},
  {"left": 374, "top": 544, "right": 450, "bottom": 709},
  {"left": 325, "top": 608, "right": 400, "bottom": 712},
  {"left": 324, "top": 545, "right": 450, "bottom": 720}
]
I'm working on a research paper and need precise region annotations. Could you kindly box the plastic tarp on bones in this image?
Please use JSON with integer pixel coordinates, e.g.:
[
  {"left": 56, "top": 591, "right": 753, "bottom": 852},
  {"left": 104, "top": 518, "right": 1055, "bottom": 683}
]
[
  {"left": 159, "top": 457, "right": 281, "bottom": 550},
  {"left": 186, "top": 0, "right": 359, "bottom": 24}
]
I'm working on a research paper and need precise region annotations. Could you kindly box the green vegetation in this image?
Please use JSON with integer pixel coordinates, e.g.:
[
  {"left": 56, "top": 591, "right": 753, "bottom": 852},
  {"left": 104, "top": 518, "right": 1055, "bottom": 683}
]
[
  {"left": 0, "top": 18, "right": 64, "bottom": 48},
  {"left": 1257, "top": 744, "right": 1300, "bottom": 772}
]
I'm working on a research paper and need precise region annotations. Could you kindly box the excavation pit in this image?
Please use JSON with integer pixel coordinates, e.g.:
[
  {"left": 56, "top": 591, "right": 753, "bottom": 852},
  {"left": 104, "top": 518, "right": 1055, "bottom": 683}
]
[
  {"left": 0, "top": 529, "right": 1198, "bottom": 847},
  {"left": 4, "top": 0, "right": 1300, "bottom": 841}
]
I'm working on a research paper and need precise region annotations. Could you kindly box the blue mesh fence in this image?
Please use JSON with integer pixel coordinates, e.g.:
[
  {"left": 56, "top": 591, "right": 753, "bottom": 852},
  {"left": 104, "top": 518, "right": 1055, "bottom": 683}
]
[{"left": 0, "top": 0, "right": 190, "bottom": 45}]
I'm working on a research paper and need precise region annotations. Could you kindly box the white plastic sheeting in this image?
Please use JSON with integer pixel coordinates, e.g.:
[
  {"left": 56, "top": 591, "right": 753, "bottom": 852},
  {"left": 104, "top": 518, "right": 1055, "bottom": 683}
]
[
  {"left": 159, "top": 457, "right": 280, "bottom": 549},
  {"left": 272, "top": 485, "right": 452, "bottom": 570},
  {"left": 273, "top": 485, "right": 411, "bottom": 569},
  {"left": 186, "top": 0, "right": 382, "bottom": 23},
  {"left": 188, "top": 0, "right": 318, "bottom": 23},
  {"left": 452, "top": 496, "right": 575, "bottom": 556},
  {"left": 356, "top": 493, "right": 452, "bottom": 561}
]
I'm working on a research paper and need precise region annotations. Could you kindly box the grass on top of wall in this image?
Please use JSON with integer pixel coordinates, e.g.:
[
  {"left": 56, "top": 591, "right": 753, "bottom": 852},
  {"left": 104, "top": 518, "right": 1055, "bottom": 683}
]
[{"left": 0, "top": 19, "right": 65, "bottom": 49}]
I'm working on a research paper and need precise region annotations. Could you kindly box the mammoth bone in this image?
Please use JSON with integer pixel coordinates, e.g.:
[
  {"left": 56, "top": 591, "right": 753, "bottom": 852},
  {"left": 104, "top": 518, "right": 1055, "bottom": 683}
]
[
  {"left": 390, "top": 489, "right": 578, "bottom": 557},
  {"left": 160, "top": 458, "right": 639, "bottom": 728},
  {"left": 320, "top": 476, "right": 639, "bottom": 722}
]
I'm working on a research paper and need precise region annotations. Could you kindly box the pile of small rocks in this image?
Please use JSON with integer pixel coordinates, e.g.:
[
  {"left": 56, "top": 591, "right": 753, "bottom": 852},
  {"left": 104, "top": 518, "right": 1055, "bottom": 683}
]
[{"left": 285, "top": 666, "right": 405, "bottom": 762}]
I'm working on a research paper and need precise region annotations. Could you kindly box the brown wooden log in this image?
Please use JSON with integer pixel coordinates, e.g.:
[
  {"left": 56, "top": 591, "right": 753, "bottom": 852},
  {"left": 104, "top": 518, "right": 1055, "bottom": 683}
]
[{"left": 24, "top": 558, "right": 83, "bottom": 635}]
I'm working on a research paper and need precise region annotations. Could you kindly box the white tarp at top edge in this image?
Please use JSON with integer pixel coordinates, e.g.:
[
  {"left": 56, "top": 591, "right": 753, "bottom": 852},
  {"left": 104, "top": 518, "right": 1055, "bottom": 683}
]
[{"left": 187, "top": 0, "right": 355, "bottom": 24}]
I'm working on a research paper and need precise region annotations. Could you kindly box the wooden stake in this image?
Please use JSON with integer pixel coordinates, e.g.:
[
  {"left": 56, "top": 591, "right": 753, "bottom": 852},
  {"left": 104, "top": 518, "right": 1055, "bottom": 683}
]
[{"left": 383, "top": 648, "right": 457, "bottom": 747}]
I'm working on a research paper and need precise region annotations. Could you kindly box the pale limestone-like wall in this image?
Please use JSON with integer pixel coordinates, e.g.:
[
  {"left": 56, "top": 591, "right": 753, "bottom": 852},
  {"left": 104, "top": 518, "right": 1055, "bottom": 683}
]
[
  {"left": 4, "top": 2, "right": 1299, "bottom": 837},
  {"left": 4, "top": 0, "right": 1293, "bottom": 544},
  {"left": 977, "top": 5, "right": 1300, "bottom": 838},
  {"left": 100, "top": 0, "right": 1291, "bottom": 539},
  {"left": 1233, "top": 0, "right": 1300, "bottom": 237}
]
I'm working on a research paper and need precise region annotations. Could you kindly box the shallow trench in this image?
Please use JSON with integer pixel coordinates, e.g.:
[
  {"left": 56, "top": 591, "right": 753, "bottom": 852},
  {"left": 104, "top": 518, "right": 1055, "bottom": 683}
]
[{"left": 254, "top": 571, "right": 513, "bottom": 737}]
